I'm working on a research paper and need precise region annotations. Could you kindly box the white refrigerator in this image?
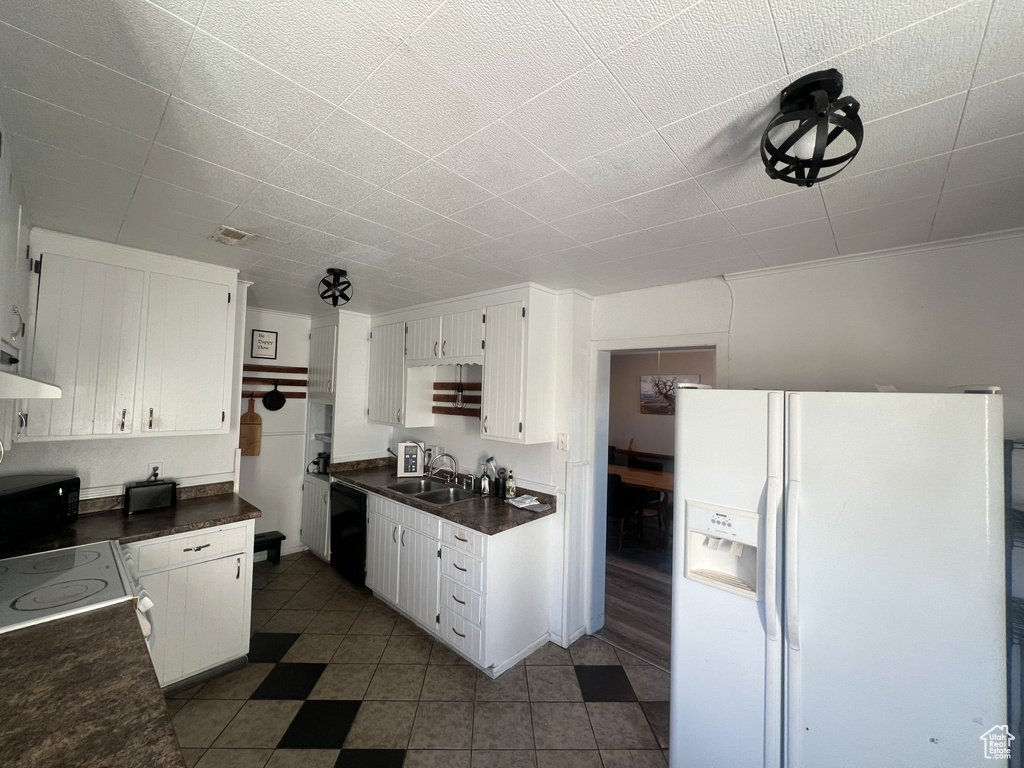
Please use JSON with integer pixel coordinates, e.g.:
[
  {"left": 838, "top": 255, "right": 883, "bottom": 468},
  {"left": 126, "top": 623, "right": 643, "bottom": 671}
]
[{"left": 670, "top": 389, "right": 1007, "bottom": 768}]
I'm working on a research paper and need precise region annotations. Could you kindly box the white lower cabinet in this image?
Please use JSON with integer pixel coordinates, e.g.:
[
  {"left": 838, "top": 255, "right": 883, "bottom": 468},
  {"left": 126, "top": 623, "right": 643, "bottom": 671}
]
[
  {"left": 126, "top": 520, "right": 254, "bottom": 687},
  {"left": 365, "top": 493, "right": 553, "bottom": 676},
  {"left": 300, "top": 475, "right": 330, "bottom": 561}
]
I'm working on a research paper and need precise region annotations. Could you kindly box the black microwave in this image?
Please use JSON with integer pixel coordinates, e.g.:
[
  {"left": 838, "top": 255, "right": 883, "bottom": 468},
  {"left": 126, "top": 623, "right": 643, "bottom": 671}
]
[{"left": 0, "top": 474, "right": 80, "bottom": 547}]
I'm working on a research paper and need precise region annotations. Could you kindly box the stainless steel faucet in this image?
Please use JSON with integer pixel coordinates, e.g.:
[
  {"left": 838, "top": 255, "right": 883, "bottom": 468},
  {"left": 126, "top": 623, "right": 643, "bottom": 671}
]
[{"left": 428, "top": 452, "right": 458, "bottom": 484}]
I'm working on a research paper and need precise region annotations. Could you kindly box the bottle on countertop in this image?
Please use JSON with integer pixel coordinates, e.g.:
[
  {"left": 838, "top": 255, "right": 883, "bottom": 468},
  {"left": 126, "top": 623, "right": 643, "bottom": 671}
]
[
  {"left": 497, "top": 468, "right": 507, "bottom": 499},
  {"left": 506, "top": 471, "right": 517, "bottom": 498},
  {"left": 479, "top": 465, "right": 490, "bottom": 496}
]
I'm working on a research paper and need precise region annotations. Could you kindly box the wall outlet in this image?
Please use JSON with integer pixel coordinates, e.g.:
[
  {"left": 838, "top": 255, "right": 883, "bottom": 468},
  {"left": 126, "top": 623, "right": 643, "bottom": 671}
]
[
  {"left": 147, "top": 461, "right": 164, "bottom": 481},
  {"left": 557, "top": 433, "right": 569, "bottom": 451}
]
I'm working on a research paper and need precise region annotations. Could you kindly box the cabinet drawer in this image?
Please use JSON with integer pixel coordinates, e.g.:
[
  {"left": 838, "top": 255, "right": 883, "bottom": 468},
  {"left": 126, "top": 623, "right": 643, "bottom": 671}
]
[
  {"left": 131, "top": 523, "right": 248, "bottom": 574},
  {"left": 441, "top": 522, "right": 484, "bottom": 557},
  {"left": 441, "top": 546, "right": 483, "bottom": 591},
  {"left": 441, "top": 576, "right": 484, "bottom": 625},
  {"left": 440, "top": 607, "right": 482, "bottom": 663}
]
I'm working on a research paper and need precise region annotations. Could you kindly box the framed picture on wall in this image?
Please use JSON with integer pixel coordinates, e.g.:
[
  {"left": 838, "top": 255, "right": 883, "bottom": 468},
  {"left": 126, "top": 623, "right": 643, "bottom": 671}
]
[
  {"left": 251, "top": 329, "right": 278, "bottom": 360},
  {"left": 640, "top": 374, "right": 699, "bottom": 415}
]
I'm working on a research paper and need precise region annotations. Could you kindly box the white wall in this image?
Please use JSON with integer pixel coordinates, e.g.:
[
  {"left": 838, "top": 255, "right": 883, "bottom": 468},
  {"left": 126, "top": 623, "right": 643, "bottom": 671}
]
[
  {"left": 609, "top": 348, "right": 716, "bottom": 456},
  {"left": 237, "top": 308, "right": 309, "bottom": 551}
]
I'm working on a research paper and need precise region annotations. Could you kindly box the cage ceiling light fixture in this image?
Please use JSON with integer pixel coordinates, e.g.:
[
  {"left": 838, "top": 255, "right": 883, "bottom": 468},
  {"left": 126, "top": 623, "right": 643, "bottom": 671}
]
[
  {"left": 319, "top": 267, "right": 352, "bottom": 307},
  {"left": 760, "top": 68, "right": 863, "bottom": 187}
]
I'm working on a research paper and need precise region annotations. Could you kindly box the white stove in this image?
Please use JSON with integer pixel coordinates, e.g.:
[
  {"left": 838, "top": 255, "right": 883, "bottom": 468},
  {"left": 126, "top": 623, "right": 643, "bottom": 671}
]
[{"left": 0, "top": 541, "right": 134, "bottom": 635}]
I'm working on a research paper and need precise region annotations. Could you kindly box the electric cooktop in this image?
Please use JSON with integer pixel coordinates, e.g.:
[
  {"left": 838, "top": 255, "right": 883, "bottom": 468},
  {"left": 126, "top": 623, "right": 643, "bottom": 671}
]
[{"left": 0, "top": 541, "right": 133, "bottom": 635}]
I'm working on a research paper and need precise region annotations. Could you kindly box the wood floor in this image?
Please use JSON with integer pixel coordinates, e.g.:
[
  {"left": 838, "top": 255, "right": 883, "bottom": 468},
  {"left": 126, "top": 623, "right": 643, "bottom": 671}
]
[{"left": 598, "top": 548, "right": 672, "bottom": 671}]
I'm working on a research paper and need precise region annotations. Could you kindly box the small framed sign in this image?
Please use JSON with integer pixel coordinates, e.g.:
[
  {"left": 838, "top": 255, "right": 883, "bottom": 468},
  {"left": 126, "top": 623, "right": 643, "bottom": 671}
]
[{"left": 251, "top": 329, "right": 278, "bottom": 360}]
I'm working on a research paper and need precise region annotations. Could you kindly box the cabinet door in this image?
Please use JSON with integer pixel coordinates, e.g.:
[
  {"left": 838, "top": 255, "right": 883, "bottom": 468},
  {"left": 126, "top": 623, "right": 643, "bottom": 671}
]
[
  {"left": 308, "top": 325, "right": 337, "bottom": 394},
  {"left": 300, "top": 478, "right": 330, "bottom": 561},
  {"left": 441, "top": 309, "right": 484, "bottom": 360},
  {"left": 142, "top": 553, "right": 248, "bottom": 686},
  {"left": 366, "top": 512, "right": 399, "bottom": 603},
  {"left": 406, "top": 317, "right": 441, "bottom": 365},
  {"left": 398, "top": 527, "right": 440, "bottom": 630},
  {"left": 481, "top": 302, "right": 524, "bottom": 440},
  {"left": 143, "top": 273, "right": 231, "bottom": 433},
  {"left": 27, "top": 253, "right": 143, "bottom": 437},
  {"left": 184, "top": 553, "right": 249, "bottom": 679},
  {"left": 367, "top": 321, "right": 406, "bottom": 425}
]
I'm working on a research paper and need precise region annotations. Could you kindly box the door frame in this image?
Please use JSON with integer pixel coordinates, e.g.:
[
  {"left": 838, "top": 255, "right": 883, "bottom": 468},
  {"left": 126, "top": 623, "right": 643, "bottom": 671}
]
[{"left": 585, "top": 332, "right": 730, "bottom": 634}]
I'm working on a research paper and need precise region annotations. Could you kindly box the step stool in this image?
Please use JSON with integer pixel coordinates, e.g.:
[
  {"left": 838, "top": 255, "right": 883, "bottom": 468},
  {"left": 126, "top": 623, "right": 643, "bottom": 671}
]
[{"left": 254, "top": 530, "right": 286, "bottom": 566}]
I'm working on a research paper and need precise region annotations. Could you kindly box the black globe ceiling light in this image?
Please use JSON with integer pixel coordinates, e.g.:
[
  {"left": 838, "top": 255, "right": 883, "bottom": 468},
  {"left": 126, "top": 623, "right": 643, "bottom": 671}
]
[
  {"left": 319, "top": 267, "right": 352, "bottom": 307},
  {"left": 760, "top": 68, "right": 863, "bottom": 187}
]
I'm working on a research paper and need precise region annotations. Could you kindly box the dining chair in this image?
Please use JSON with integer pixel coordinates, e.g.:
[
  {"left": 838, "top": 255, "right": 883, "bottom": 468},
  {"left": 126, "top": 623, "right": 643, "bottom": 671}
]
[
  {"left": 607, "top": 473, "right": 644, "bottom": 551},
  {"left": 627, "top": 456, "right": 665, "bottom": 537}
]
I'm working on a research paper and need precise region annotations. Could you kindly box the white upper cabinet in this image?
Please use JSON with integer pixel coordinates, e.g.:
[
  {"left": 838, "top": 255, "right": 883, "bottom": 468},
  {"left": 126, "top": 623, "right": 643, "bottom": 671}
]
[
  {"left": 26, "top": 253, "right": 144, "bottom": 437},
  {"left": 481, "top": 301, "right": 524, "bottom": 441},
  {"left": 22, "top": 230, "right": 238, "bottom": 440},
  {"left": 367, "top": 321, "right": 406, "bottom": 425},
  {"left": 143, "top": 272, "right": 231, "bottom": 433},
  {"left": 406, "top": 316, "right": 441, "bottom": 365},
  {"left": 441, "top": 308, "right": 484, "bottom": 363},
  {"left": 481, "top": 291, "right": 555, "bottom": 444},
  {"left": 308, "top": 324, "right": 337, "bottom": 394},
  {"left": 367, "top": 321, "right": 434, "bottom": 428},
  {"left": 367, "top": 287, "right": 554, "bottom": 442}
]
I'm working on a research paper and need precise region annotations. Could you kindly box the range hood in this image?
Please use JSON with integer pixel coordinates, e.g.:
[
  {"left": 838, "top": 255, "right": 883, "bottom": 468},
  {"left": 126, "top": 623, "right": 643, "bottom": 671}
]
[{"left": 0, "top": 370, "right": 61, "bottom": 399}]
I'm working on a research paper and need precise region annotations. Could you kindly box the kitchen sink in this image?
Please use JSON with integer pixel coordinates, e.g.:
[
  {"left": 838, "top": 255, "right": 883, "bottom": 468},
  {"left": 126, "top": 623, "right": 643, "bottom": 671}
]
[
  {"left": 414, "top": 487, "right": 478, "bottom": 505},
  {"left": 385, "top": 478, "right": 449, "bottom": 495}
]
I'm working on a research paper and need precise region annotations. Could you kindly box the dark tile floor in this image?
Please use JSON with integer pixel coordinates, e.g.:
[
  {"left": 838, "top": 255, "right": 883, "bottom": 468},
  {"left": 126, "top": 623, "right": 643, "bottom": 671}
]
[{"left": 167, "top": 551, "right": 670, "bottom": 768}]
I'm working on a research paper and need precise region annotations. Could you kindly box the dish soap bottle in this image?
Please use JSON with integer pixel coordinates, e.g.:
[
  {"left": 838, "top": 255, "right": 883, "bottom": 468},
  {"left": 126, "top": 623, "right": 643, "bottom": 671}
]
[
  {"left": 479, "top": 465, "right": 490, "bottom": 496},
  {"left": 506, "top": 471, "right": 517, "bottom": 498}
]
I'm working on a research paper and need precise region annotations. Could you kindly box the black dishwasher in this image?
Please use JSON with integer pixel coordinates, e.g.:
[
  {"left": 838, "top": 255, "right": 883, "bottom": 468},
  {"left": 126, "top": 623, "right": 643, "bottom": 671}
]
[{"left": 330, "top": 482, "right": 366, "bottom": 587}]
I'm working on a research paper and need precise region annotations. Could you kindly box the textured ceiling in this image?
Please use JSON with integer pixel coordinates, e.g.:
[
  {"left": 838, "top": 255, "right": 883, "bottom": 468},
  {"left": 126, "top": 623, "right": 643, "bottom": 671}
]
[{"left": 0, "top": 0, "right": 1021, "bottom": 315}]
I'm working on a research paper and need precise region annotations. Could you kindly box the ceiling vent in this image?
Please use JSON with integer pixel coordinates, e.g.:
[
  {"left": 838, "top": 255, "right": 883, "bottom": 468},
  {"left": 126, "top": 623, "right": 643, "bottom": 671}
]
[{"left": 213, "top": 226, "right": 253, "bottom": 246}]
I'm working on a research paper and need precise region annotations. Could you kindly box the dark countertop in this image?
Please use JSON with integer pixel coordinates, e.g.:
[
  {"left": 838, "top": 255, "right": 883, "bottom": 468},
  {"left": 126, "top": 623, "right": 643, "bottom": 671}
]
[
  {"left": 331, "top": 467, "right": 556, "bottom": 535},
  {"left": 0, "top": 601, "right": 185, "bottom": 768},
  {"left": 0, "top": 492, "right": 261, "bottom": 558}
]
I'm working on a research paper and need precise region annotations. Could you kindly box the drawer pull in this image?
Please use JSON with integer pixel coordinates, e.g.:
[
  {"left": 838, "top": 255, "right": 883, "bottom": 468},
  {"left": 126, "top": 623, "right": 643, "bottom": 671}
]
[
  {"left": 452, "top": 627, "right": 466, "bottom": 638},
  {"left": 119, "top": 408, "right": 126, "bottom": 432},
  {"left": 453, "top": 562, "right": 467, "bottom": 572},
  {"left": 149, "top": 407, "right": 154, "bottom": 430},
  {"left": 452, "top": 595, "right": 466, "bottom": 605},
  {"left": 185, "top": 543, "right": 211, "bottom": 553},
  {"left": 454, "top": 533, "right": 468, "bottom": 542}
]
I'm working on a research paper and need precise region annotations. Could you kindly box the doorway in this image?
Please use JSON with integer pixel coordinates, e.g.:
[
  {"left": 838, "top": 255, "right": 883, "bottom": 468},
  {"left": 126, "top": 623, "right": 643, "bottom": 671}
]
[{"left": 592, "top": 346, "right": 717, "bottom": 670}]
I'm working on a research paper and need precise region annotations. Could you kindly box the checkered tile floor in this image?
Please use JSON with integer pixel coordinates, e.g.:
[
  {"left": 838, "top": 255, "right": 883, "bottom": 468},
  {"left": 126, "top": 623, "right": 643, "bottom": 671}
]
[{"left": 166, "top": 551, "right": 670, "bottom": 767}]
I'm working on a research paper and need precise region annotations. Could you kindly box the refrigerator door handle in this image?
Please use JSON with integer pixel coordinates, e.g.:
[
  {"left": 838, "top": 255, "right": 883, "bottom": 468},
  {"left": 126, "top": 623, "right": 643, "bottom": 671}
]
[
  {"left": 765, "top": 474, "right": 782, "bottom": 641},
  {"left": 785, "top": 479, "right": 801, "bottom": 651}
]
